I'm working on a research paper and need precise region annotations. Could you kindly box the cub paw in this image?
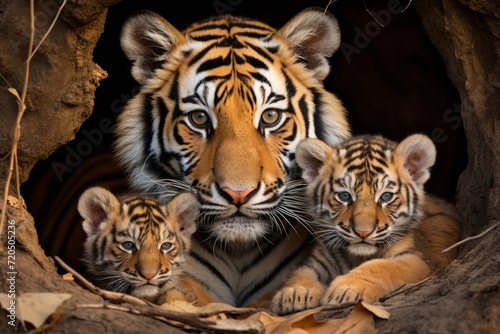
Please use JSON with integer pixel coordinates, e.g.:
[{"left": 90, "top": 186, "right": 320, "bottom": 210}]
[
  {"left": 322, "top": 283, "right": 361, "bottom": 305},
  {"left": 322, "top": 275, "right": 385, "bottom": 305},
  {"left": 270, "top": 285, "right": 322, "bottom": 315}
]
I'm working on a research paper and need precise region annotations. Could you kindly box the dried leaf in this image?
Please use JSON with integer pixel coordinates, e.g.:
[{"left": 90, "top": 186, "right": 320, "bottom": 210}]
[
  {"left": 264, "top": 307, "right": 346, "bottom": 334},
  {"left": 361, "top": 301, "right": 390, "bottom": 319},
  {"left": 7, "top": 195, "right": 24, "bottom": 209},
  {"left": 7, "top": 87, "right": 21, "bottom": 101},
  {"left": 62, "top": 273, "right": 74, "bottom": 281},
  {"left": 333, "top": 302, "right": 377, "bottom": 334},
  {"left": 0, "top": 293, "right": 72, "bottom": 328}
]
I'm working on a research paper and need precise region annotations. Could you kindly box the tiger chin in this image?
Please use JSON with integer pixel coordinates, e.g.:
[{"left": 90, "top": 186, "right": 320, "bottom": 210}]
[
  {"left": 78, "top": 187, "right": 214, "bottom": 305},
  {"left": 270, "top": 134, "right": 461, "bottom": 315}
]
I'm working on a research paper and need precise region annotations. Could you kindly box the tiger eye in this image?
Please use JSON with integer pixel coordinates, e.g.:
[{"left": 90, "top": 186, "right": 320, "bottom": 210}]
[
  {"left": 190, "top": 110, "right": 208, "bottom": 126},
  {"left": 161, "top": 242, "right": 173, "bottom": 251},
  {"left": 380, "top": 192, "right": 394, "bottom": 203},
  {"left": 121, "top": 241, "right": 135, "bottom": 251},
  {"left": 336, "top": 191, "right": 352, "bottom": 203},
  {"left": 261, "top": 110, "right": 280, "bottom": 125}
]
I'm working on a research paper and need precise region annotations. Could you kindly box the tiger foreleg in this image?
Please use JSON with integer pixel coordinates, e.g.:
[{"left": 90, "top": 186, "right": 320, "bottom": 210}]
[
  {"left": 157, "top": 274, "right": 217, "bottom": 306},
  {"left": 322, "top": 253, "right": 431, "bottom": 305},
  {"left": 270, "top": 266, "right": 325, "bottom": 315}
]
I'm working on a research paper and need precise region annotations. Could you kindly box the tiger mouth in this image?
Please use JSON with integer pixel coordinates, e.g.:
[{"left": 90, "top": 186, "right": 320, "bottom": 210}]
[
  {"left": 201, "top": 216, "right": 270, "bottom": 243},
  {"left": 348, "top": 242, "right": 378, "bottom": 256}
]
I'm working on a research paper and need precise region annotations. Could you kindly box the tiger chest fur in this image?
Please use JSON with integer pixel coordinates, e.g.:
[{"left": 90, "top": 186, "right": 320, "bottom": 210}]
[{"left": 114, "top": 8, "right": 350, "bottom": 306}]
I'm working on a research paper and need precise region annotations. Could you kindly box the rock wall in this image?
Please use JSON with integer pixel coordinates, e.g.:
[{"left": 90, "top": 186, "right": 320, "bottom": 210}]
[{"left": 415, "top": 0, "right": 500, "bottom": 240}]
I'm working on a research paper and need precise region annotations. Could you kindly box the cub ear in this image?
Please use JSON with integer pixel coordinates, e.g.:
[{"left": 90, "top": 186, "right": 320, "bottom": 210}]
[
  {"left": 78, "top": 187, "right": 120, "bottom": 237},
  {"left": 395, "top": 134, "right": 437, "bottom": 188},
  {"left": 165, "top": 192, "right": 199, "bottom": 238},
  {"left": 295, "top": 138, "right": 333, "bottom": 183},
  {"left": 120, "top": 10, "right": 185, "bottom": 84},
  {"left": 278, "top": 7, "right": 341, "bottom": 81}
]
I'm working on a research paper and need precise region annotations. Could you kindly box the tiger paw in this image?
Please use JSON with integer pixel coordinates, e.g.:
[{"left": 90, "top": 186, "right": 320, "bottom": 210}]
[
  {"left": 270, "top": 285, "right": 323, "bottom": 315},
  {"left": 322, "top": 275, "right": 385, "bottom": 305},
  {"left": 322, "top": 283, "right": 361, "bottom": 305}
]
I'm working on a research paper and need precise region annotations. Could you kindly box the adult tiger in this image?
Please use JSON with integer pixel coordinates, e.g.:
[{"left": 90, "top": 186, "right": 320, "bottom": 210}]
[{"left": 114, "top": 7, "right": 350, "bottom": 306}]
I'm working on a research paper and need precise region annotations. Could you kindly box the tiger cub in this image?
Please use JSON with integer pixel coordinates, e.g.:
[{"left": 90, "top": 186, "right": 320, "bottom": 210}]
[
  {"left": 78, "top": 186, "right": 211, "bottom": 304},
  {"left": 271, "top": 134, "right": 461, "bottom": 314}
]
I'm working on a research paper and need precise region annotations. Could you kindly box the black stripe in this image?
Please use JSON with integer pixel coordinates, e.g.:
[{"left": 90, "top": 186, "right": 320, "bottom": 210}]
[
  {"left": 142, "top": 94, "right": 154, "bottom": 159},
  {"left": 245, "top": 42, "right": 274, "bottom": 63},
  {"left": 191, "top": 34, "right": 226, "bottom": 42},
  {"left": 189, "top": 23, "right": 229, "bottom": 33},
  {"left": 188, "top": 42, "right": 219, "bottom": 67},
  {"left": 231, "top": 21, "right": 273, "bottom": 32},
  {"left": 310, "top": 253, "right": 333, "bottom": 283},
  {"left": 312, "top": 89, "right": 324, "bottom": 140},
  {"left": 249, "top": 71, "right": 271, "bottom": 85},
  {"left": 244, "top": 55, "right": 268, "bottom": 70},
  {"left": 235, "top": 31, "right": 270, "bottom": 39},
  {"left": 189, "top": 251, "right": 232, "bottom": 291},
  {"left": 197, "top": 54, "right": 232, "bottom": 73},
  {"left": 283, "top": 70, "right": 296, "bottom": 99},
  {"left": 238, "top": 234, "right": 313, "bottom": 305}
]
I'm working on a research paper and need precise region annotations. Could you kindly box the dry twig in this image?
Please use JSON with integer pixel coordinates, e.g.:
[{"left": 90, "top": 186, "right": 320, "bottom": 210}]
[
  {"left": 76, "top": 303, "right": 255, "bottom": 334},
  {"left": 324, "top": 0, "right": 338, "bottom": 14},
  {"left": 55, "top": 256, "right": 258, "bottom": 333},
  {"left": 0, "top": 0, "right": 68, "bottom": 242},
  {"left": 0, "top": 0, "right": 34, "bottom": 241},
  {"left": 441, "top": 222, "right": 499, "bottom": 253},
  {"left": 54, "top": 256, "right": 151, "bottom": 306},
  {"left": 379, "top": 276, "right": 433, "bottom": 302}
]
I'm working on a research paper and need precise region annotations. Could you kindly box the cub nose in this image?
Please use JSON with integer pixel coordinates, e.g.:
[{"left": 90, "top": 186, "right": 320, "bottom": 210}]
[
  {"left": 355, "top": 228, "right": 374, "bottom": 238},
  {"left": 220, "top": 186, "right": 257, "bottom": 205},
  {"left": 140, "top": 271, "right": 156, "bottom": 280}
]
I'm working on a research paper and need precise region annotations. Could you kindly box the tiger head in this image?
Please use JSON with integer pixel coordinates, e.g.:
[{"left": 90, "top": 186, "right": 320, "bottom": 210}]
[
  {"left": 78, "top": 187, "right": 198, "bottom": 301},
  {"left": 296, "top": 134, "right": 436, "bottom": 257},
  {"left": 115, "top": 8, "right": 350, "bottom": 245}
]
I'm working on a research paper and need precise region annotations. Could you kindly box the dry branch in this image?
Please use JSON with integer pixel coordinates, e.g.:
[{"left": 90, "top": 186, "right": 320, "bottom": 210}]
[{"left": 442, "top": 222, "right": 499, "bottom": 253}]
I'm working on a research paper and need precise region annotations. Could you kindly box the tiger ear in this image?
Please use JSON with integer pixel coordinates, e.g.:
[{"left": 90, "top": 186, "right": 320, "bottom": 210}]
[
  {"left": 295, "top": 138, "right": 333, "bottom": 183},
  {"left": 78, "top": 187, "right": 120, "bottom": 237},
  {"left": 120, "top": 10, "right": 185, "bottom": 84},
  {"left": 395, "top": 134, "right": 437, "bottom": 188},
  {"left": 165, "top": 192, "right": 199, "bottom": 238},
  {"left": 278, "top": 7, "right": 341, "bottom": 81}
]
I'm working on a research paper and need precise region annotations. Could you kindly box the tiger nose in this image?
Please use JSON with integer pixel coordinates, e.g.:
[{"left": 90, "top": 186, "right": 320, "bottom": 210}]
[
  {"left": 140, "top": 271, "right": 156, "bottom": 280},
  {"left": 355, "top": 228, "right": 374, "bottom": 238},
  {"left": 221, "top": 187, "right": 257, "bottom": 205}
]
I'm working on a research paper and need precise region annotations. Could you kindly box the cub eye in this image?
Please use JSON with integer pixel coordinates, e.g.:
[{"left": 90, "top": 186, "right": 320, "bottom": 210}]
[
  {"left": 161, "top": 242, "right": 173, "bottom": 251},
  {"left": 335, "top": 191, "right": 352, "bottom": 204},
  {"left": 121, "top": 241, "right": 135, "bottom": 251},
  {"left": 260, "top": 109, "right": 281, "bottom": 127},
  {"left": 380, "top": 192, "right": 395, "bottom": 203},
  {"left": 189, "top": 110, "right": 209, "bottom": 128}
]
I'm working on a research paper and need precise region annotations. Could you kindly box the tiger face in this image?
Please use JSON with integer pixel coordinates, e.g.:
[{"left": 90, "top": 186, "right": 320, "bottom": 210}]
[
  {"left": 296, "top": 134, "right": 436, "bottom": 257},
  {"left": 115, "top": 8, "right": 350, "bottom": 245},
  {"left": 78, "top": 187, "right": 198, "bottom": 302}
]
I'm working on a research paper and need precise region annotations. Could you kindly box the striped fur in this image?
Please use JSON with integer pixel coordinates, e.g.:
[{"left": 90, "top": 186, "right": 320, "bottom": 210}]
[
  {"left": 114, "top": 8, "right": 350, "bottom": 306},
  {"left": 78, "top": 187, "right": 201, "bottom": 303},
  {"left": 270, "top": 134, "right": 461, "bottom": 314}
]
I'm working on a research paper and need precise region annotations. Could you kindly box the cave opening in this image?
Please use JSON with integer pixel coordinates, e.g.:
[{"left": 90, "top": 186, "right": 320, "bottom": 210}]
[{"left": 20, "top": 0, "right": 467, "bottom": 273}]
